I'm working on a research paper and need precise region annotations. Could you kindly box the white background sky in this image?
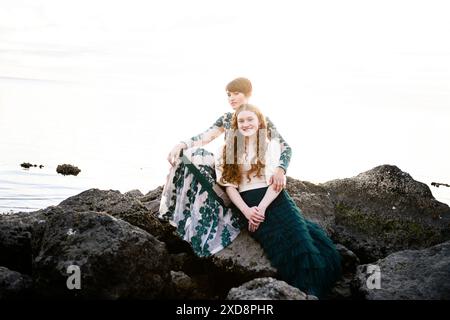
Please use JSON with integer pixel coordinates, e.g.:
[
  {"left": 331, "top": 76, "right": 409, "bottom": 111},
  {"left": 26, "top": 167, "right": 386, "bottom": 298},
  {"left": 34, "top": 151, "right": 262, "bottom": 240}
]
[{"left": 0, "top": 0, "right": 449, "bottom": 203}]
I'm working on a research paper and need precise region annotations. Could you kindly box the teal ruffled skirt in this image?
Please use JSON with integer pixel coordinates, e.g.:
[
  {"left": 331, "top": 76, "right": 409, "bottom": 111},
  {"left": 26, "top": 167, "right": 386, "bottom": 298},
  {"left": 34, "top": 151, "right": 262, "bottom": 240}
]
[{"left": 240, "top": 187, "right": 342, "bottom": 299}]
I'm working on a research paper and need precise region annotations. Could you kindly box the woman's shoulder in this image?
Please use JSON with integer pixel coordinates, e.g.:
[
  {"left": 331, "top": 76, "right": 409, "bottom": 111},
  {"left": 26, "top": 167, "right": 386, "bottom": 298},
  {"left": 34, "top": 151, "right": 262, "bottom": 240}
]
[
  {"left": 219, "top": 111, "right": 233, "bottom": 118},
  {"left": 220, "top": 112, "right": 234, "bottom": 128},
  {"left": 213, "top": 112, "right": 233, "bottom": 127},
  {"left": 224, "top": 112, "right": 233, "bottom": 121},
  {"left": 262, "top": 115, "right": 276, "bottom": 131}
]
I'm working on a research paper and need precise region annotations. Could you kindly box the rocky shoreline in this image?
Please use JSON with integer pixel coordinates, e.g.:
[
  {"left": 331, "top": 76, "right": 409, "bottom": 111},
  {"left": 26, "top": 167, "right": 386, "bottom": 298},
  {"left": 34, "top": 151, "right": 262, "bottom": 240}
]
[{"left": 1, "top": 164, "right": 449, "bottom": 300}]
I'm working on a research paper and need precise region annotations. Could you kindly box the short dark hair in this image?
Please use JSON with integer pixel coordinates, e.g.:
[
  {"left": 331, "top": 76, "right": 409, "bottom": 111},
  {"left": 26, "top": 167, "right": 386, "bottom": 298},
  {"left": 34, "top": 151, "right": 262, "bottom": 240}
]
[{"left": 226, "top": 77, "right": 252, "bottom": 97}]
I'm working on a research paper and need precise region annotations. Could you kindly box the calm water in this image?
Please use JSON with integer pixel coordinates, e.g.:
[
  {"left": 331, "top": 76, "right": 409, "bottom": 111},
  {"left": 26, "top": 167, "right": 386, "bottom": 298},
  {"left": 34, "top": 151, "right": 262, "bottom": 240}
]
[{"left": 0, "top": 162, "right": 164, "bottom": 213}]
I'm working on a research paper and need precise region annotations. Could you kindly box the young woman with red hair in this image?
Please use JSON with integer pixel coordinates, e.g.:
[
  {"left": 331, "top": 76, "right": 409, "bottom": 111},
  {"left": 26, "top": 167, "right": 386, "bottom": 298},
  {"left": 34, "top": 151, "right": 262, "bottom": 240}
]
[{"left": 215, "top": 104, "right": 341, "bottom": 299}]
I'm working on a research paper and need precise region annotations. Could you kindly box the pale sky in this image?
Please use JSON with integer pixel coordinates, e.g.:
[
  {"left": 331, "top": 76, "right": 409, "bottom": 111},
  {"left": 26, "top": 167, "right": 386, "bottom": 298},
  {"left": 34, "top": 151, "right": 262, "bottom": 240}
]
[{"left": 1, "top": 0, "right": 449, "bottom": 203}]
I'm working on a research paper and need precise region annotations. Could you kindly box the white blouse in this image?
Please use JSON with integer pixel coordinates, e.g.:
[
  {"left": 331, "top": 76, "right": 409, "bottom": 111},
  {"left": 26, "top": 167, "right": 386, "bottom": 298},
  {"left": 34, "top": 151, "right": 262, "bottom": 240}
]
[{"left": 215, "top": 138, "right": 284, "bottom": 192}]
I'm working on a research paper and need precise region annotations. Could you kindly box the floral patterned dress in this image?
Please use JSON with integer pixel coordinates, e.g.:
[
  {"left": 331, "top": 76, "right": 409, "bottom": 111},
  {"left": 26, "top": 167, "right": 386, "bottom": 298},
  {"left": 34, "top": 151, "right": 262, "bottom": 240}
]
[{"left": 158, "top": 112, "right": 292, "bottom": 257}]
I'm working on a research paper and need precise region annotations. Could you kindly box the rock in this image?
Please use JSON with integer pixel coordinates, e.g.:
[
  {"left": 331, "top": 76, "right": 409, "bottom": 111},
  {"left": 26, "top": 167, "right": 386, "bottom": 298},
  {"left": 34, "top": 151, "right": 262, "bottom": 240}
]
[
  {"left": 140, "top": 187, "right": 165, "bottom": 214},
  {"left": 355, "top": 240, "right": 450, "bottom": 300},
  {"left": 169, "top": 252, "right": 201, "bottom": 274},
  {"left": 145, "top": 200, "right": 161, "bottom": 214},
  {"left": 322, "top": 164, "right": 450, "bottom": 262},
  {"left": 324, "top": 245, "right": 359, "bottom": 300},
  {"left": 286, "top": 178, "right": 336, "bottom": 235},
  {"left": 335, "top": 244, "right": 360, "bottom": 274},
  {"left": 212, "top": 231, "right": 276, "bottom": 278},
  {"left": 141, "top": 186, "right": 164, "bottom": 203},
  {"left": 170, "top": 271, "right": 209, "bottom": 299},
  {"left": 0, "top": 211, "right": 46, "bottom": 274},
  {"left": 56, "top": 164, "right": 81, "bottom": 176},
  {"left": 58, "top": 189, "right": 146, "bottom": 217},
  {"left": 136, "top": 187, "right": 164, "bottom": 221},
  {"left": 124, "top": 189, "right": 144, "bottom": 198},
  {"left": 164, "top": 231, "right": 278, "bottom": 300},
  {"left": 57, "top": 189, "right": 188, "bottom": 252},
  {"left": 207, "top": 231, "right": 277, "bottom": 298},
  {"left": 227, "top": 277, "right": 313, "bottom": 300},
  {"left": 32, "top": 209, "right": 172, "bottom": 299},
  {"left": 328, "top": 275, "right": 355, "bottom": 300},
  {"left": 170, "top": 271, "right": 196, "bottom": 298},
  {"left": 20, "top": 163, "right": 44, "bottom": 169},
  {"left": 0, "top": 266, "right": 32, "bottom": 299}
]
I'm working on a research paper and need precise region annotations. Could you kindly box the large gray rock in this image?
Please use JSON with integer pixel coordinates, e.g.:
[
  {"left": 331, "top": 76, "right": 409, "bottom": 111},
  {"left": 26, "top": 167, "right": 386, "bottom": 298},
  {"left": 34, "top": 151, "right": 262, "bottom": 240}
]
[
  {"left": 322, "top": 165, "right": 450, "bottom": 262},
  {"left": 355, "top": 240, "right": 450, "bottom": 300},
  {"left": 212, "top": 231, "right": 276, "bottom": 278},
  {"left": 227, "top": 277, "right": 316, "bottom": 300},
  {"left": 32, "top": 209, "right": 172, "bottom": 299},
  {"left": 0, "top": 211, "right": 46, "bottom": 274},
  {"left": 57, "top": 188, "right": 162, "bottom": 236},
  {"left": 57, "top": 188, "right": 189, "bottom": 253},
  {"left": 0, "top": 266, "right": 32, "bottom": 299}
]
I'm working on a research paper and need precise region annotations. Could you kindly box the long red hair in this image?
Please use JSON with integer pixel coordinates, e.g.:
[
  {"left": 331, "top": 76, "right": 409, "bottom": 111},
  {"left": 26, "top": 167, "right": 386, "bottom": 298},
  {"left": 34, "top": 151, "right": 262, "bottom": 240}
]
[{"left": 220, "top": 104, "right": 269, "bottom": 186}]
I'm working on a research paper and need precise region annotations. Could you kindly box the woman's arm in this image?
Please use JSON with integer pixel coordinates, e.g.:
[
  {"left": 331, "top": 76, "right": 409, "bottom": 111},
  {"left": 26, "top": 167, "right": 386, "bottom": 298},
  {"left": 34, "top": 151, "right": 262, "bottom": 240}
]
[
  {"left": 182, "top": 113, "right": 227, "bottom": 149},
  {"left": 266, "top": 116, "right": 292, "bottom": 173},
  {"left": 249, "top": 187, "right": 282, "bottom": 232},
  {"left": 168, "top": 113, "right": 228, "bottom": 165},
  {"left": 225, "top": 186, "right": 265, "bottom": 225},
  {"left": 265, "top": 116, "right": 292, "bottom": 192},
  {"left": 258, "top": 186, "right": 282, "bottom": 214}
]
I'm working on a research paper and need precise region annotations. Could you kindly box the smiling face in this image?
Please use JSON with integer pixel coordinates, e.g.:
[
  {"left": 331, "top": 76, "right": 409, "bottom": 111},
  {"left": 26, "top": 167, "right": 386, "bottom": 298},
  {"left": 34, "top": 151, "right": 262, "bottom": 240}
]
[
  {"left": 227, "top": 91, "right": 249, "bottom": 110},
  {"left": 237, "top": 110, "right": 259, "bottom": 137}
]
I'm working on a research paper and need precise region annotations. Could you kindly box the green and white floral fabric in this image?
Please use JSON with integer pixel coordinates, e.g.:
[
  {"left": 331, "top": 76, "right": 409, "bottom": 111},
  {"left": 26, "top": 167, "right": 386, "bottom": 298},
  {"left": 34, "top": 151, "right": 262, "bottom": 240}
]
[{"left": 158, "top": 148, "right": 244, "bottom": 257}]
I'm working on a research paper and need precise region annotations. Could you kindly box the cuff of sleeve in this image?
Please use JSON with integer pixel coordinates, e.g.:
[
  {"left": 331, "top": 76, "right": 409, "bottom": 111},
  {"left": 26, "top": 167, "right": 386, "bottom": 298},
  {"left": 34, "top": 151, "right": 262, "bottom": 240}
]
[
  {"left": 180, "top": 141, "right": 191, "bottom": 149},
  {"left": 217, "top": 176, "right": 238, "bottom": 188},
  {"left": 218, "top": 181, "right": 238, "bottom": 189},
  {"left": 277, "top": 165, "right": 287, "bottom": 174}
]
